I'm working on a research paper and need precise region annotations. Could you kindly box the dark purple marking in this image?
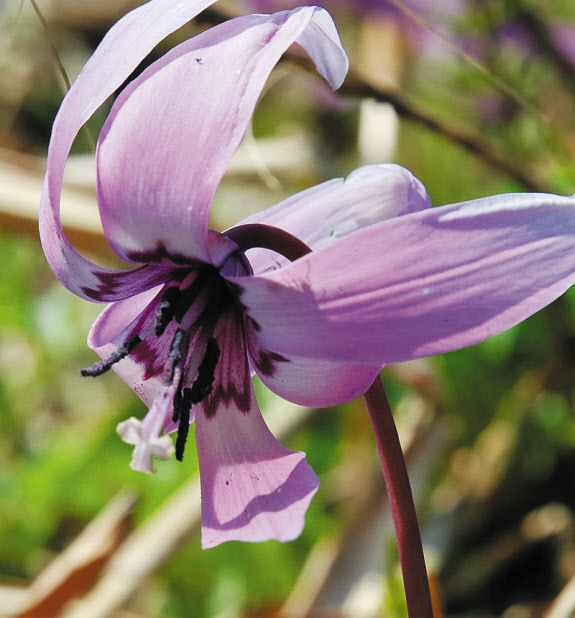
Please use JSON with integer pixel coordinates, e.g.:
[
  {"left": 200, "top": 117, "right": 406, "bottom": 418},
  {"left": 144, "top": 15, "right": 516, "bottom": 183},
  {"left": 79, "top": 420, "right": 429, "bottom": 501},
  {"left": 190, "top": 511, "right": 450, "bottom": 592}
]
[
  {"left": 246, "top": 316, "right": 260, "bottom": 332},
  {"left": 126, "top": 242, "right": 199, "bottom": 266},
  {"left": 225, "top": 281, "right": 244, "bottom": 299},
  {"left": 174, "top": 269, "right": 209, "bottom": 322},
  {"left": 155, "top": 286, "right": 181, "bottom": 336},
  {"left": 203, "top": 372, "right": 251, "bottom": 418},
  {"left": 252, "top": 349, "right": 289, "bottom": 377},
  {"left": 81, "top": 265, "right": 174, "bottom": 302},
  {"left": 81, "top": 270, "right": 137, "bottom": 301},
  {"left": 202, "top": 311, "right": 251, "bottom": 418},
  {"left": 131, "top": 336, "right": 170, "bottom": 380}
]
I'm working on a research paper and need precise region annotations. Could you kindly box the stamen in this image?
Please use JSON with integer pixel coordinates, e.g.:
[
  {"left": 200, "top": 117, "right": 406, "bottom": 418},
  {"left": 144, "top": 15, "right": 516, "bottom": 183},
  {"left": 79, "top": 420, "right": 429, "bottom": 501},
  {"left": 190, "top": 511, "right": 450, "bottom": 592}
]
[
  {"left": 175, "top": 388, "right": 193, "bottom": 461},
  {"left": 155, "top": 286, "right": 181, "bottom": 336},
  {"left": 80, "top": 334, "right": 141, "bottom": 377},
  {"left": 174, "top": 271, "right": 208, "bottom": 322},
  {"left": 168, "top": 328, "right": 186, "bottom": 384},
  {"left": 174, "top": 338, "right": 221, "bottom": 462},
  {"left": 189, "top": 338, "right": 220, "bottom": 402}
]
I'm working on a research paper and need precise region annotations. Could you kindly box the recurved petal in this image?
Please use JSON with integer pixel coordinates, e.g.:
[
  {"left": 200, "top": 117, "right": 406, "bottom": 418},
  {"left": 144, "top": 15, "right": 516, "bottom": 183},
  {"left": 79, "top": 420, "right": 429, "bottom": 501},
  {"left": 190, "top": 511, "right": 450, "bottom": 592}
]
[
  {"left": 87, "top": 285, "right": 174, "bottom": 407},
  {"left": 96, "top": 7, "right": 348, "bottom": 265},
  {"left": 232, "top": 192, "right": 575, "bottom": 365},
  {"left": 196, "top": 309, "right": 318, "bottom": 547},
  {"left": 39, "top": 0, "right": 219, "bottom": 299},
  {"left": 197, "top": 396, "right": 318, "bottom": 548},
  {"left": 240, "top": 164, "right": 431, "bottom": 274}
]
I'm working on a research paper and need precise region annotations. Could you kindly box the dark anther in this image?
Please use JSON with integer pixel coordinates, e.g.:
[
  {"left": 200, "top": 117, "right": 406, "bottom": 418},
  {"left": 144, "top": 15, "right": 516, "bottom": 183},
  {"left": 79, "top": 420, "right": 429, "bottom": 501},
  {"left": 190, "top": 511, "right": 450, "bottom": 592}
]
[
  {"left": 175, "top": 388, "right": 193, "bottom": 461},
  {"left": 80, "top": 334, "right": 141, "bottom": 377},
  {"left": 173, "top": 339, "right": 221, "bottom": 462},
  {"left": 173, "top": 271, "right": 207, "bottom": 322},
  {"left": 155, "top": 286, "right": 181, "bottom": 336},
  {"left": 189, "top": 338, "right": 220, "bottom": 403},
  {"left": 168, "top": 328, "right": 186, "bottom": 384}
]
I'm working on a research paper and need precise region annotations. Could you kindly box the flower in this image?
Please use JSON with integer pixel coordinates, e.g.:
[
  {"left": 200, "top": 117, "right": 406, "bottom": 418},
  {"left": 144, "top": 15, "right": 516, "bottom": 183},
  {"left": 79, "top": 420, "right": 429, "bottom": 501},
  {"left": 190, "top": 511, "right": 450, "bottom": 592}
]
[{"left": 40, "top": 0, "right": 575, "bottom": 548}]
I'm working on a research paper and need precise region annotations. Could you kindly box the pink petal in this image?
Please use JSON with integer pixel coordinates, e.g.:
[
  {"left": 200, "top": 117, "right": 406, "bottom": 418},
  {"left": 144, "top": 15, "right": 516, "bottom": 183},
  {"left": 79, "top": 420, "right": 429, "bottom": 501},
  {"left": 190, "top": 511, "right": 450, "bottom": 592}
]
[
  {"left": 231, "top": 192, "right": 575, "bottom": 364},
  {"left": 196, "top": 310, "right": 318, "bottom": 547},
  {"left": 39, "top": 0, "right": 219, "bottom": 299},
  {"left": 96, "top": 8, "right": 348, "bottom": 264},
  {"left": 239, "top": 164, "right": 431, "bottom": 275},
  {"left": 246, "top": 323, "right": 380, "bottom": 407}
]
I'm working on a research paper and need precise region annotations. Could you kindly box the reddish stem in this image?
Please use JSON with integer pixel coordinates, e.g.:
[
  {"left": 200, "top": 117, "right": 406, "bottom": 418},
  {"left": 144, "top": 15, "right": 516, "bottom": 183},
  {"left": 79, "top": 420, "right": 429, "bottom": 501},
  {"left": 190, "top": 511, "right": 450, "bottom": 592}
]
[
  {"left": 364, "top": 377, "right": 433, "bottom": 618},
  {"left": 226, "top": 224, "right": 432, "bottom": 615}
]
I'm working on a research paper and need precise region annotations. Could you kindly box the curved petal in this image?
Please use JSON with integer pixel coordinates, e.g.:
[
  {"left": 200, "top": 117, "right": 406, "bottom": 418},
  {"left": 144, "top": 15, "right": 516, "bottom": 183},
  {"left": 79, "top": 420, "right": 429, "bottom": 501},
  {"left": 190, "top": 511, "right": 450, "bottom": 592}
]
[
  {"left": 39, "top": 0, "right": 219, "bottom": 300},
  {"left": 239, "top": 164, "right": 431, "bottom": 274},
  {"left": 88, "top": 285, "right": 175, "bottom": 407},
  {"left": 96, "top": 7, "right": 348, "bottom": 264},
  {"left": 196, "top": 309, "right": 318, "bottom": 547},
  {"left": 246, "top": 321, "right": 380, "bottom": 407},
  {"left": 230, "top": 192, "right": 575, "bottom": 364}
]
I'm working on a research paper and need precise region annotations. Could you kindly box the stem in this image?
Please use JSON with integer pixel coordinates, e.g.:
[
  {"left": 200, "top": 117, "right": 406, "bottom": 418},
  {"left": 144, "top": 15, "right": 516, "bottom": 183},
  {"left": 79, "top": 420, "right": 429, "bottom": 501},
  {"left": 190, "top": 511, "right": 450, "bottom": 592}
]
[
  {"left": 364, "top": 377, "right": 433, "bottom": 618},
  {"left": 226, "top": 223, "right": 312, "bottom": 262}
]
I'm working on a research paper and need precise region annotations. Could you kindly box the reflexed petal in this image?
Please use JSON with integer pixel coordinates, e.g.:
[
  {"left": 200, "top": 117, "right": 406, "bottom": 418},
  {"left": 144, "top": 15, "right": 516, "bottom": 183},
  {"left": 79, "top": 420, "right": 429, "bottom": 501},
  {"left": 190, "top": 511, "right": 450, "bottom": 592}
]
[
  {"left": 196, "top": 309, "right": 318, "bottom": 547},
  {"left": 246, "top": 324, "right": 380, "bottom": 406},
  {"left": 232, "top": 192, "right": 575, "bottom": 364},
  {"left": 39, "top": 0, "right": 219, "bottom": 299},
  {"left": 88, "top": 286, "right": 172, "bottom": 406},
  {"left": 240, "top": 164, "right": 431, "bottom": 274},
  {"left": 97, "top": 7, "right": 348, "bottom": 264}
]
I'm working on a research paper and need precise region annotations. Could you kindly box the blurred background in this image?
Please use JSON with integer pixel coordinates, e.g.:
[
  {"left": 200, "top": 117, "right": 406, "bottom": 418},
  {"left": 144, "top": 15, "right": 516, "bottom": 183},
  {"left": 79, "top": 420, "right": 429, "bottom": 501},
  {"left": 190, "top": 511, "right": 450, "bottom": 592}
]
[{"left": 2, "top": 0, "right": 575, "bottom": 617}]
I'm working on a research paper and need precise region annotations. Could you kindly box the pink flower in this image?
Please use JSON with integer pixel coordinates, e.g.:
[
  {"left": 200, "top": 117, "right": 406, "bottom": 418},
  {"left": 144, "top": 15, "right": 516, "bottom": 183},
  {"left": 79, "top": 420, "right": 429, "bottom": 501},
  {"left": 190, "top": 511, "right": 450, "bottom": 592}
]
[{"left": 40, "top": 0, "right": 575, "bottom": 548}]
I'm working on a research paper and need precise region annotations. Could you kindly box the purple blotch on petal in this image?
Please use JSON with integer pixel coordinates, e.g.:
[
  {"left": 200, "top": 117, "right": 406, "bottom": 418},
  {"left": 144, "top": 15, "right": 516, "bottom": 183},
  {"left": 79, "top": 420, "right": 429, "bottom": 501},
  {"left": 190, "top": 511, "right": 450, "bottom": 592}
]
[
  {"left": 126, "top": 242, "right": 201, "bottom": 266},
  {"left": 252, "top": 349, "right": 290, "bottom": 377}
]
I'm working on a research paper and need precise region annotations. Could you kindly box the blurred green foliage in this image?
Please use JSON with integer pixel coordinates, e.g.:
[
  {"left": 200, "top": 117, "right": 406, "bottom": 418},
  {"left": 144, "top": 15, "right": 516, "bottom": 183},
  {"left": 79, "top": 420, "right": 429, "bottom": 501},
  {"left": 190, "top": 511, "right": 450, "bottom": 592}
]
[{"left": 3, "top": 0, "right": 575, "bottom": 617}]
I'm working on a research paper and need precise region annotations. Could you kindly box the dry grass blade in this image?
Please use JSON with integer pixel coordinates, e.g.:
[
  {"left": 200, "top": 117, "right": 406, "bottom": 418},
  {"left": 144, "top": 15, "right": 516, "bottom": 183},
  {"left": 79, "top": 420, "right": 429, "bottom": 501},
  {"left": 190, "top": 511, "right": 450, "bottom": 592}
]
[{"left": 10, "top": 493, "right": 136, "bottom": 618}]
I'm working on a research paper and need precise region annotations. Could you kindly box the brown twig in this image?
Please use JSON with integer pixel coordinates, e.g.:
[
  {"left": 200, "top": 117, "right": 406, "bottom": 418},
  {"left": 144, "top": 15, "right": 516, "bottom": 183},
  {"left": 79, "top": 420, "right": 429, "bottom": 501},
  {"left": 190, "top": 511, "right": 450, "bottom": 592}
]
[
  {"left": 337, "top": 67, "right": 550, "bottom": 194},
  {"left": 200, "top": 6, "right": 551, "bottom": 194}
]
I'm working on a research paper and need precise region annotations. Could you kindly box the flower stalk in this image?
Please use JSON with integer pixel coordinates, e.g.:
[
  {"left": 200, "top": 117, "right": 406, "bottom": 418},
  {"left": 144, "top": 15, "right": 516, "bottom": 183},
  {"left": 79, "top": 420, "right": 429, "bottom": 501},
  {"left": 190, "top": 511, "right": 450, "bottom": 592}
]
[{"left": 364, "top": 378, "right": 434, "bottom": 618}]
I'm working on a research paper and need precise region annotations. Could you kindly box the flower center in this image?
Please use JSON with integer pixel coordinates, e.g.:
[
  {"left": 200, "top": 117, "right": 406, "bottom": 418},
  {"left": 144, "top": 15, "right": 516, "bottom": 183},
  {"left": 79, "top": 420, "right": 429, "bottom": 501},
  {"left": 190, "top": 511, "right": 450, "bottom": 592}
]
[{"left": 82, "top": 224, "right": 311, "bottom": 468}]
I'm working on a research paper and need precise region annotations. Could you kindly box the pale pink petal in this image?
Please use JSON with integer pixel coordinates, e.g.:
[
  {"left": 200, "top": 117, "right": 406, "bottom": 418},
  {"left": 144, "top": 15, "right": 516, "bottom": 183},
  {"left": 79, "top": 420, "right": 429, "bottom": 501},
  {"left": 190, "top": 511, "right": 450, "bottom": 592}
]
[
  {"left": 239, "top": 164, "right": 431, "bottom": 274},
  {"left": 39, "top": 0, "right": 219, "bottom": 299},
  {"left": 96, "top": 7, "right": 348, "bottom": 263},
  {"left": 246, "top": 323, "right": 380, "bottom": 406},
  {"left": 196, "top": 310, "right": 318, "bottom": 547},
  {"left": 231, "top": 192, "right": 575, "bottom": 364}
]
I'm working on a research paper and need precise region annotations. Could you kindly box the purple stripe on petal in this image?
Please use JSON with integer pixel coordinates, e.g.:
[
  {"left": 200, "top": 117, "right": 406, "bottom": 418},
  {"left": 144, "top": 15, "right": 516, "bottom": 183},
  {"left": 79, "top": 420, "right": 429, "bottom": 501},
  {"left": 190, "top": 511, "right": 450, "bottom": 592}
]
[
  {"left": 125, "top": 242, "right": 203, "bottom": 267},
  {"left": 251, "top": 349, "right": 290, "bottom": 377},
  {"left": 202, "top": 309, "right": 252, "bottom": 418},
  {"left": 80, "top": 265, "right": 173, "bottom": 302}
]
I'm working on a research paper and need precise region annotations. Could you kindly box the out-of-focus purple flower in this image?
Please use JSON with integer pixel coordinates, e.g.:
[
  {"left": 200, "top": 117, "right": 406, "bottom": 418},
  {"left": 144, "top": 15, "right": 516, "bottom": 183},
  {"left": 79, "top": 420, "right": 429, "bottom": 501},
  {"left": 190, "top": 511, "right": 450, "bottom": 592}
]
[
  {"left": 551, "top": 22, "right": 575, "bottom": 68},
  {"left": 243, "top": 0, "right": 462, "bottom": 21},
  {"left": 40, "top": 0, "right": 575, "bottom": 548},
  {"left": 242, "top": 0, "right": 465, "bottom": 54}
]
